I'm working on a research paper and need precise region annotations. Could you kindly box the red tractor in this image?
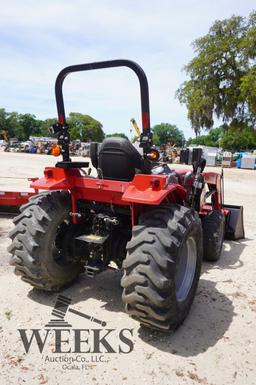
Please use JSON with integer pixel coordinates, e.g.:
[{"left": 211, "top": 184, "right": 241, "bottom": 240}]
[{"left": 6, "top": 60, "right": 244, "bottom": 331}]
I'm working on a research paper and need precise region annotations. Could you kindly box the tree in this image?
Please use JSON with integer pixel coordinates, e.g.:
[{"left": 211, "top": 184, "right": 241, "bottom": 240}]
[
  {"left": 18, "top": 113, "right": 41, "bottom": 139},
  {"left": 105, "top": 132, "right": 128, "bottom": 140},
  {"left": 38, "top": 118, "right": 57, "bottom": 137},
  {"left": 188, "top": 125, "right": 256, "bottom": 151},
  {"left": 0, "top": 110, "right": 42, "bottom": 140},
  {"left": 220, "top": 126, "right": 256, "bottom": 151},
  {"left": 177, "top": 12, "right": 256, "bottom": 134},
  {"left": 189, "top": 126, "right": 223, "bottom": 147},
  {"left": 0, "top": 108, "right": 8, "bottom": 131},
  {"left": 152, "top": 123, "right": 185, "bottom": 146},
  {"left": 67, "top": 112, "right": 104, "bottom": 142},
  {"left": 0, "top": 107, "right": 106, "bottom": 141},
  {"left": 0, "top": 109, "right": 20, "bottom": 138}
]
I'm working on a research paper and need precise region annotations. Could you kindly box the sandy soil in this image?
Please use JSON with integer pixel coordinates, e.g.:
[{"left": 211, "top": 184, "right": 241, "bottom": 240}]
[{"left": 0, "top": 152, "right": 255, "bottom": 385}]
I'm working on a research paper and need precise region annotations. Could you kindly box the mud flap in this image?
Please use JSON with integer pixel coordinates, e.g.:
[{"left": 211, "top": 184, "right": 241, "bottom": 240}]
[{"left": 223, "top": 204, "right": 245, "bottom": 240}]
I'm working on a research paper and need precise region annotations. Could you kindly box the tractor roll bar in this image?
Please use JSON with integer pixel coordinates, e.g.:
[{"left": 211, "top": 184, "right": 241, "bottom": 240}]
[
  {"left": 55, "top": 59, "right": 151, "bottom": 131},
  {"left": 54, "top": 59, "right": 152, "bottom": 162}
]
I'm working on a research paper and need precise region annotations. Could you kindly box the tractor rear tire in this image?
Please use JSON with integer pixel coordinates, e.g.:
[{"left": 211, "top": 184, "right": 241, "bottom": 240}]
[
  {"left": 202, "top": 210, "right": 225, "bottom": 262},
  {"left": 8, "top": 191, "right": 84, "bottom": 291},
  {"left": 121, "top": 205, "right": 203, "bottom": 331}
]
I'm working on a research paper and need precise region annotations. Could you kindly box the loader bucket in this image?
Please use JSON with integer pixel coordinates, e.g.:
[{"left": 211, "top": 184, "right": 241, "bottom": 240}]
[{"left": 223, "top": 204, "right": 245, "bottom": 240}]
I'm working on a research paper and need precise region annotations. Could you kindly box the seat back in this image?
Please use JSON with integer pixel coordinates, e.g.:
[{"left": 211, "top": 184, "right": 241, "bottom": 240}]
[
  {"left": 98, "top": 137, "right": 145, "bottom": 181},
  {"left": 90, "top": 142, "right": 99, "bottom": 169}
]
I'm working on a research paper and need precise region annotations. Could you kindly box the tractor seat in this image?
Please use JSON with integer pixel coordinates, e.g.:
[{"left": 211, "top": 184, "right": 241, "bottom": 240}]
[{"left": 90, "top": 137, "right": 150, "bottom": 181}]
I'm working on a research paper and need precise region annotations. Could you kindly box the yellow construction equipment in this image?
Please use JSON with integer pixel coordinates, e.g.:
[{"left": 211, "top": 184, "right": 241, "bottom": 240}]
[
  {"left": 130, "top": 118, "right": 141, "bottom": 139},
  {"left": 0, "top": 130, "right": 9, "bottom": 142}
]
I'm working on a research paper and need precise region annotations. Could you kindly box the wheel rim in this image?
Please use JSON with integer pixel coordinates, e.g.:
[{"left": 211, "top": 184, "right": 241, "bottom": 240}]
[{"left": 175, "top": 236, "right": 197, "bottom": 302}]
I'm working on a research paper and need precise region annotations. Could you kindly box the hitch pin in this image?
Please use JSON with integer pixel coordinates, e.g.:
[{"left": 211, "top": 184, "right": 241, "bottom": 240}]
[{"left": 104, "top": 217, "right": 119, "bottom": 225}]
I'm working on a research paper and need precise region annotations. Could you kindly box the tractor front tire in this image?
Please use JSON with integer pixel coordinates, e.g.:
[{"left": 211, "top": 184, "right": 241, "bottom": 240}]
[
  {"left": 121, "top": 205, "right": 203, "bottom": 331},
  {"left": 8, "top": 191, "right": 84, "bottom": 291},
  {"left": 202, "top": 210, "right": 225, "bottom": 262}
]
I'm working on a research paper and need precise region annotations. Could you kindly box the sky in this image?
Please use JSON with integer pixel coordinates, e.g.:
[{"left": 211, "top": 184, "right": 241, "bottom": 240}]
[{"left": 0, "top": 0, "right": 255, "bottom": 139}]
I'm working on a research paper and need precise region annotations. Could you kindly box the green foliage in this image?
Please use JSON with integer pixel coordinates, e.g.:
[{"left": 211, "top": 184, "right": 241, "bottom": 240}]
[
  {"left": 189, "top": 125, "right": 256, "bottom": 151},
  {"left": 177, "top": 12, "right": 256, "bottom": 134},
  {"left": 0, "top": 109, "right": 18, "bottom": 137},
  {"left": 189, "top": 126, "right": 223, "bottom": 147},
  {"left": 0, "top": 108, "right": 8, "bottom": 130},
  {"left": 39, "top": 118, "right": 57, "bottom": 137},
  {"left": 152, "top": 123, "right": 185, "bottom": 146},
  {"left": 67, "top": 112, "right": 104, "bottom": 142},
  {"left": 240, "top": 66, "right": 256, "bottom": 117},
  {"left": 18, "top": 114, "right": 41, "bottom": 139},
  {"left": 105, "top": 132, "right": 128, "bottom": 140},
  {"left": 220, "top": 126, "right": 256, "bottom": 151},
  {"left": 0, "top": 109, "right": 40, "bottom": 140},
  {"left": 0, "top": 109, "right": 104, "bottom": 142}
]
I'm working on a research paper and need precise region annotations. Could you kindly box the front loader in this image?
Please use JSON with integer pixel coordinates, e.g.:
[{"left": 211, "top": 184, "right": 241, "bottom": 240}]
[{"left": 4, "top": 59, "right": 244, "bottom": 331}]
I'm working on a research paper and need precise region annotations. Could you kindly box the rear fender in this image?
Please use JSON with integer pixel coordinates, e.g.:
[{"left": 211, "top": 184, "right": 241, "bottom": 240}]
[
  {"left": 122, "top": 174, "right": 187, "bottom": 205},
  {"left": 30, "top": 167, "right": 80, "bottom": 190},
  {"left": 203, "top": 171, "right": 222, "bottom": 210}
]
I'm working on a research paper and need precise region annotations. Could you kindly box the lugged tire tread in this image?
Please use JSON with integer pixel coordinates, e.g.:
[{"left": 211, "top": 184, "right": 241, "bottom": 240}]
[
  {"left": 202, "top": 210, "right": 225, "bottom": 262},
  {"left": 121, "top": 204, "right": 202, "bottom": 331},
  {"left": 8, "top": 190, "right": 82, "bottom": 291}
]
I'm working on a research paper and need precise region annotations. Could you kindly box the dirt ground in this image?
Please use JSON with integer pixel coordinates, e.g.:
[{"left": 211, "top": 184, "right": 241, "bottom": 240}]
[{"left": 0, "top": 152, "right": 255, "bottom": 385}]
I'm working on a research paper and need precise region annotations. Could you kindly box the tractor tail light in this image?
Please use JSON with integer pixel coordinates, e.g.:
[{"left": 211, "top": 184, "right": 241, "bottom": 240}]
[
  {"left": 150, "top": 178, "right": 160, "bottom": 190},
  {"left": 52, "top": 144, "right": 61, "bottom": 157}
]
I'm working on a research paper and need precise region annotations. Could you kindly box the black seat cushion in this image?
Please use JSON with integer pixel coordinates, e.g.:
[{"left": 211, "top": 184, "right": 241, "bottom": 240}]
[{"left": 98, "top": 137, "right": 149, "bottom": 181}]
